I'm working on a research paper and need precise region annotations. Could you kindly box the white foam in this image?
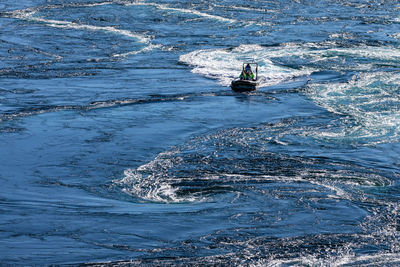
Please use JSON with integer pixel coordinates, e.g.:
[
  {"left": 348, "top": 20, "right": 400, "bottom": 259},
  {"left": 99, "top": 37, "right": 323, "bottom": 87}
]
[
  {"left": 70, "top": 1, "right": 116, "bottom": 8},
  {"left": 334, "top": 252, "right": 400, "bottom": 266},
  {"left": 120, "top": 174, "right": 199, "bottom": 204},
  {"left": 112, "top": 44, "right": 162, "bottom": 58},
  {"left": 266, "top": 252, "right": 400, "bottom": 267},
  {"left": 116, "top": 149, "right": 206, "bottom": 203},
  {"left": 264, "top": 43, "right": 400, "bottom": 71},
  {"left": 308, "top": 72, "right": 400, "bottom": 143},
  {"left": 179, "top": 44, "right": 313, "bottom": 86},
  {"left": 127, "top": 1, "right": 236, "bottom": 23},
  {"left": 211, "top": 3, "right": 275, "bottom": 13},
  {"left": 333, "top": 45, "right": 400, "bottom": 61},
  {"left": 120, "top": 169, "right": 189, "bottom": 203}
]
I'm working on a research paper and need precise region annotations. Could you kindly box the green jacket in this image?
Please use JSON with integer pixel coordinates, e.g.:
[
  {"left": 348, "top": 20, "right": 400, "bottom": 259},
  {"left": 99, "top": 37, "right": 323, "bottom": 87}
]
[{"left": 240, "top": 71, "right": 254, "bottom": 80}]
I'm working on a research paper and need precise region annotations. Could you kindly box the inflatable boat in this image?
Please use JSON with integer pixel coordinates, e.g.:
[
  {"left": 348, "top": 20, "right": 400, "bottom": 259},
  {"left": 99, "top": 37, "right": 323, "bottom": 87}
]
[{"left": 231, "top": 63, "right": 264, "bottom": 92}]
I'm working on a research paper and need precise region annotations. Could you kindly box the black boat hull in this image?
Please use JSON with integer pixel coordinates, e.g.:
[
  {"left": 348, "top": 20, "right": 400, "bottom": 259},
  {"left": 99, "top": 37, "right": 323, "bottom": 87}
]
[{"left": 231, "top": 79, "right": 259, "bottom": 92}]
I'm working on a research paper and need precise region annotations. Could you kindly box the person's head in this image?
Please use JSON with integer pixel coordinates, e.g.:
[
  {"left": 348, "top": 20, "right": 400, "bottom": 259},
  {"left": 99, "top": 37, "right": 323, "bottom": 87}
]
[{"left": 245, "top": 64, "right": 251, "bottom": 70}]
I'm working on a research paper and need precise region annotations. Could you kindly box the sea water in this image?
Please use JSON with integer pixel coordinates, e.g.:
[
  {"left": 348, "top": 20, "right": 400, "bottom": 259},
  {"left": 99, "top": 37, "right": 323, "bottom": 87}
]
[{"left": 1, "top": 0, "right": 400, "bottom": 265}]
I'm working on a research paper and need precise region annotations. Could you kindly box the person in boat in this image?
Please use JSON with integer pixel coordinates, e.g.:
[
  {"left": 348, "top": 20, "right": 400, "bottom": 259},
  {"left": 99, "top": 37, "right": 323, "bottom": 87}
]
[{"left": 240, "top": 64, "right": 255, "bottom": 80}]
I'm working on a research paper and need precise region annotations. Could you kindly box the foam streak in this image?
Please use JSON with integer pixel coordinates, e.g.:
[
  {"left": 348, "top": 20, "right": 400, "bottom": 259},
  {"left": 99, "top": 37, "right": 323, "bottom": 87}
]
[
  {"left": 11, "top": 10, "right": 150, "bottom": 44},
  {"left": 127, "top": 2, "right": 236, "bottom": 23}
]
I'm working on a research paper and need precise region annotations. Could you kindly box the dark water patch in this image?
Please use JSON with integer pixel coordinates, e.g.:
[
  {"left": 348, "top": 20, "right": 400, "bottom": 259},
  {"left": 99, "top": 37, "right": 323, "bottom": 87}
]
[
  {"left": 0, "top": 105, "right": 79, "bottom": 122},
  {"left": 0, "top": 69, "right": 98, "bottom": 79},
  {"left": 9, "top": 88, "right": 37, "bottom": 94},
  {"left": 0, "top": 91, "right": 274, "bottom": 123},
  {"left": 0, "top": 126, "right": 25, "bottom": 133}
]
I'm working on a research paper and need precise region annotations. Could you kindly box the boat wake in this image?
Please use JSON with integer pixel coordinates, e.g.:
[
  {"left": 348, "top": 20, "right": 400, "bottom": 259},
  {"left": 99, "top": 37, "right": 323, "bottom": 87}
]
[
  {"left": 179, "top": 44, "right": 312, "bottom": 87},
  {"left": 180, "top": 42, "right": 400, "bottom": 88}
]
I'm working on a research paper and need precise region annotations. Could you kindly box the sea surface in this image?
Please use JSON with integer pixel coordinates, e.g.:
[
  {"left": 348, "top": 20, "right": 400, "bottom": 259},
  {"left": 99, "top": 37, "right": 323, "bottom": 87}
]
[{"left": 1, "top": 0, "right": 400, "bottom": 265}]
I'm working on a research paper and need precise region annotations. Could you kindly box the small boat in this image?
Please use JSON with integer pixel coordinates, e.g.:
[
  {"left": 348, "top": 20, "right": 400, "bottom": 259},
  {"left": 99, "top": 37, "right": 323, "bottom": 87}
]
[{"left": 231, "top": 63, "right": 263, "bottom": 92}]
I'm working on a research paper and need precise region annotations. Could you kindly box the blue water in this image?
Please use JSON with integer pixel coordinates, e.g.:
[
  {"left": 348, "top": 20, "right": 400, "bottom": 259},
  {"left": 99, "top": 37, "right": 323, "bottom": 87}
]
[{"left": 1, "top": 0, "right": 400, "bottom": 265}]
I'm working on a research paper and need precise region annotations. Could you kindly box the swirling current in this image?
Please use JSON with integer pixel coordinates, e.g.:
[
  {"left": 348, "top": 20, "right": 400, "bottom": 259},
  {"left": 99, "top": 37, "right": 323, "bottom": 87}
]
[{"left": 1, "top": 0, "right": 400, "bottom": 266}]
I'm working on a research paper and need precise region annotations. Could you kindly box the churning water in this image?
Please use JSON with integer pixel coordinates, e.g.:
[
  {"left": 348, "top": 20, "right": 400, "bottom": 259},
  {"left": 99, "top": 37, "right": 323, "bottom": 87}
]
[{"left": 1, "top": 0, "right": 400, "bottom": 265}]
